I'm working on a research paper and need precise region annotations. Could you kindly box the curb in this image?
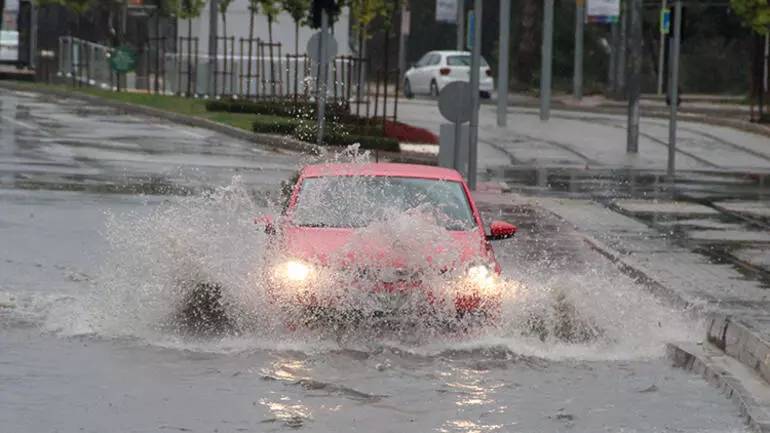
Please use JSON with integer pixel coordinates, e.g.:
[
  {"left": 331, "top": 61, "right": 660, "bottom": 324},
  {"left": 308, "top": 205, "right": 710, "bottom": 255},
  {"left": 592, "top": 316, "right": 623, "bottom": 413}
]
[
  {"left": 0, "top": 81, "right": 438, "bottom": 166},
  {"left": 667, "top": 342, "right": 770, "bottom": 433},
  {"left": 708, "top": 315, "right": 770, "bottom": 387}
]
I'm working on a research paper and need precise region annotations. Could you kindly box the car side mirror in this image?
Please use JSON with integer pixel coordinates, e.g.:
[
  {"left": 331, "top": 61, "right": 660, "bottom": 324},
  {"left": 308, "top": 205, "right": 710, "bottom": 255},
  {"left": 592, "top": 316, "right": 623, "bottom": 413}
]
[
  {"left": 410, "top": 62, "right": 416, "bottom": 69},
  {"left": 486, "top": 220, "right": 517, "bottom": 241},
  {"left": 255, "top": 215, "right": 276, "bottom": 235}
]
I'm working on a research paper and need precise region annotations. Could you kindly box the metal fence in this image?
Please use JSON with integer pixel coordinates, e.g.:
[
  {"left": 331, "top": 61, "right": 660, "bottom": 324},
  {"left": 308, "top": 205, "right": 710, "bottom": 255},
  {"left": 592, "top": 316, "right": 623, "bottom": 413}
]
[{"left": 57, "top": 36, "right": 401, "bottom": 122}]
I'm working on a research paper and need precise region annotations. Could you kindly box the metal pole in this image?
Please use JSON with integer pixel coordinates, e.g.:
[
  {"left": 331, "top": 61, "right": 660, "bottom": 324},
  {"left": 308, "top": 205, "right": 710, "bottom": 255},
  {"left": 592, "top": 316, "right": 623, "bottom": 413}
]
[
  {"left": 208, "top": 0, "right": 218, "bottom": 98},
  {"left": 667, "top": 0, "right": 682, "bottom": 179},
  {"left": 398, "top": 3, "right": 409, "bottom": 81},
  {"left": 656, "top": 0, "right": 668, "bottom": 95},
  {"left": 468, "top": 0, "right": 482, "bottom": 190},
  {"left": 316, "top": 11, "right": 329, "bottom": 146},
  {"left": 764, "top": 32, "right": 769, "bottom": 93},
  {"left": 457, "top": 0, "right": 465, "bottom": 51},
  {"left": 540, "top": 0, "right": 554, "bottom": 121},
  {"left": 626, "top": 0, "right": 642, "bottom": 153},
  {"left": 497, "top": 0, "right": 510, "bottom": 127},
  {"left": 615, "top": 2, "right": 627, "bottom": 98},
  {"left": 573, "top": 0, "right": 584, "bottom": 100},
  {"left": 608, "top": 21, "right": 618, "bottom": 94}
]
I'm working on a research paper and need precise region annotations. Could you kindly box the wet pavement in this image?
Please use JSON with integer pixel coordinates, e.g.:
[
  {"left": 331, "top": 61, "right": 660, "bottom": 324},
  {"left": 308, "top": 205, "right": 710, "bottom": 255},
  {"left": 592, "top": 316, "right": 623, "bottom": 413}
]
[{"left": 0, "top": 89, "right": 755, "bottom": 432}]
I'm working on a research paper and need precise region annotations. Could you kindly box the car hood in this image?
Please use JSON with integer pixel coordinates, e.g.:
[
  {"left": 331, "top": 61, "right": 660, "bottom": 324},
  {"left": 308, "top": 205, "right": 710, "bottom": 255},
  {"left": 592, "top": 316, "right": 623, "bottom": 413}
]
[{"left": 279, "top": 225, "right": 487, "bottom": 270}]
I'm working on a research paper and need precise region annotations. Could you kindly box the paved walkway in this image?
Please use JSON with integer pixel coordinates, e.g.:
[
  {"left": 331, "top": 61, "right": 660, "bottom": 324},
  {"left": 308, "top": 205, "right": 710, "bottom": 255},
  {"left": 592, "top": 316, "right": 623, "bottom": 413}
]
[{"left": 398, "top": 100, "right": 770, "bottom": 173}]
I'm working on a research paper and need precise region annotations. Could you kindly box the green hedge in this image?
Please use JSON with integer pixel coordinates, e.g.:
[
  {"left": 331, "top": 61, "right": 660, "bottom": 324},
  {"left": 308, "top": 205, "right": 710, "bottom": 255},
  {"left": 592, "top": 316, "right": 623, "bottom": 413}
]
[
  {"left": 252, "top": 116, "right": 301, "bottom": 135},
  {"left": 292, "top": 121, "right": 398, "bottom": 152},
  {"left": 206, "top": 98, "right": 349, "bottom": 120}
]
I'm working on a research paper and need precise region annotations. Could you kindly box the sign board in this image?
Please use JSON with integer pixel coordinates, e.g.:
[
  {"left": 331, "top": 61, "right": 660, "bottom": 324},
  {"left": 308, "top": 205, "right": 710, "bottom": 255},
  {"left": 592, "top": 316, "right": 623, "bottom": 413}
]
[
  {"left": 435, "top": 0, "right": 456, "bottom": 23},
  {"left": 306, "top": 31, "right": 337, "bottom": 63},
  {"left": 401, "top": 9, "right": 411, "bottom": 36},
  {"left": 586, "top": 0, "right": 620, "bottom": 23},
  {"left": 109, "top": 46, "right": 137, "bottom": 73},
  {"left": 660, "top": 8, "right": 671, "bottom": 35},
  {"left": 438, "top": 81, "right": 473, "bottom": 124}
]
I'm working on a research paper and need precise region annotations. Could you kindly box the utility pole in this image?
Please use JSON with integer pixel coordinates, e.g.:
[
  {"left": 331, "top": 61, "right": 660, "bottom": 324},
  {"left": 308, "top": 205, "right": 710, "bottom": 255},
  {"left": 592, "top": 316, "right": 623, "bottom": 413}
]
[
  {"left": 626, "top": 0, "right": 642, "bottom": 153},
  {"left": 208, "top": 0, "right": 219, "bottom": 98},
  {"left": 497, "top": 0, "right": 510, "bottom": 127},
  {"left": 457, "top": 0, "right": 465, "bottom": 50},
  {"left": 468, "top": 0, "right": 482, "bottom": 190},
  {"left": 573, "top": 0, "right": 585, "bottom": 100},
  {"left": 656, "top": 0, "right": 668, "bottom": 95},
  {"left": 667, "top": 0, "right": 682, "bottom": 179},
  {"left": 398, "top": 3, "right": 409, "bottom": 80},
  {"left": 540, "top": 0, "right": 554, "bottom": 121}
]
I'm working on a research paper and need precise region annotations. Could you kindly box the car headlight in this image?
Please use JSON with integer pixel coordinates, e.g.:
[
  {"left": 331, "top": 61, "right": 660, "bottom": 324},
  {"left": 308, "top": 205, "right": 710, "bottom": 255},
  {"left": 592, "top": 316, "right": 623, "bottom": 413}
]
[
  {"left": 466, "top": 264, "right": 498, "bottom": 291},
  {"left": 276, "top": 260, "right": 313, "bottom": 283}
]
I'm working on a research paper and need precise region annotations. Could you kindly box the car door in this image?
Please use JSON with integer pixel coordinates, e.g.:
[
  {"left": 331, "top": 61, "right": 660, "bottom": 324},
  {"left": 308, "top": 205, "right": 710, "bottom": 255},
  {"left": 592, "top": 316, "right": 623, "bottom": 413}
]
[
  {"left": 407, "top": 53, "right": 431, "bottom": 93},
  {"left": 424, "top": 54, "right": 443, "bottom": 91}
]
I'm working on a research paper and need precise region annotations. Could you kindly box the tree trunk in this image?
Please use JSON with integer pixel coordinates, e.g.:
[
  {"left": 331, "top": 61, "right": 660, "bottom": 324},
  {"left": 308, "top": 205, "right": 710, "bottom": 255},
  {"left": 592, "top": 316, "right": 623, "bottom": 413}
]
[
  {"left": 268, "top": 18, "right": 275, "bottom": 96},
  {"left": 247, "top": 8, "right": 255, "bottom": 98},
  {"left": 187, "top": 18, "right": 193, "bottom": 96},
  {"left": 515, "top": 0, "right": 539, "bottom": 88},
  {"left": 294, "top": 19, "right": 299, "bottom": 101},
  {"left": 222, "top": 12, "right": 228, "bottom": 95}
]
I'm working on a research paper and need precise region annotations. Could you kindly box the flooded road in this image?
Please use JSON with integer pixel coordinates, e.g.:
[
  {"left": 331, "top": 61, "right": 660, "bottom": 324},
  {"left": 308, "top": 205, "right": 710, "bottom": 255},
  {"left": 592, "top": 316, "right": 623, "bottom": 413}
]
[{"left": 0, "top": 90, "right": 751, "bottom": 432}]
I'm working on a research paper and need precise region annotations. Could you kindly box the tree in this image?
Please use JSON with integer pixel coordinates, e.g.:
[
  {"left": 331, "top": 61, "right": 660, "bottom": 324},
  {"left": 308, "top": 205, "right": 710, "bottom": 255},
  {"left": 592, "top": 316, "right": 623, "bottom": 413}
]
[
  {"left": 282, "top": 0, "right": 310, "bottom": 61},
  {"left": 178, "top": 0, "right": 206, "bottom": 95},
  {"left": 246, "top": 0, "right": 259, "bottom": 98},
  {"left": 218, "top": 0, "right": 234, "bottom": 94},
  {"left": 259, "top": 0, "right": 281, "bottom": 95},
  {"left": 730, "top": 0, "right": 770, "bottom": 34},
  {"left": 282, "top": 0, "right": 310, "bottom": 99}
]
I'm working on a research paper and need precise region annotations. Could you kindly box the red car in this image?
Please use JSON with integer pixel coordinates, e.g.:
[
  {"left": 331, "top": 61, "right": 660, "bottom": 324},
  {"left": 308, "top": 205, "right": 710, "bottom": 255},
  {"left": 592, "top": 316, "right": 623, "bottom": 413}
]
[{"left": 259, "top": 162, "right": 516, "bottom": 325}]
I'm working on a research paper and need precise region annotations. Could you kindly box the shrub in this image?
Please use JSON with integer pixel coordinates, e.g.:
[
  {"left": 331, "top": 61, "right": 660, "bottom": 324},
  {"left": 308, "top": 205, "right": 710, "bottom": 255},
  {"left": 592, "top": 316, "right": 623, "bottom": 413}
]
[
  {"left": 383, "top": 120, "right": 438, "bottom": 144},
  {"left": 206, "top": 98, "right": 349, "bottom": 120},
  {"left": 251, "top": 116, "right": 301, "bottom": 135},
  {"left": 292, "top": 122, "right": 399, "bottom": 152}
]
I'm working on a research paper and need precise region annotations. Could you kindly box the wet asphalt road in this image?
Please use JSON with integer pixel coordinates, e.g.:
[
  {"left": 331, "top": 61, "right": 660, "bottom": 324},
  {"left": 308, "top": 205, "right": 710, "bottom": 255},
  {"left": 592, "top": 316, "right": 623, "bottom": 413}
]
[{"left": 0, "top": 89, "right": 752, "bottom": 433}]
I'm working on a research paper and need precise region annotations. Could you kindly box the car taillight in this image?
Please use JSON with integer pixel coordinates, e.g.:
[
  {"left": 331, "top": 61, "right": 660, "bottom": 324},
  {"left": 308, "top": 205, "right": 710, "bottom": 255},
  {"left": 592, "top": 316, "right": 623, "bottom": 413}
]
[
  {"left": 486, "top": 69, "right": 492, "bottom": 77},
  {"left": 439, "top": 67, "right": 451, "bottom": 76}
]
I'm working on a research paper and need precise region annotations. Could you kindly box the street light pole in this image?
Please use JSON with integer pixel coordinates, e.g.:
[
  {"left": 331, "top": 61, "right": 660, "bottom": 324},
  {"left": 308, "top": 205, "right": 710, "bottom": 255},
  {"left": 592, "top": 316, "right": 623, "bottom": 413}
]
[
  {"left": 497, "top": 0, "right": 510, "bottom": 127},
  {"left": 656, "top": 0, "right": 668, "bottom": 95},
  {"left": 457, "top": 0, "right": 465, "bottom": 51},
  {"left": 468, "top": 0, "right": 482, "bottom": 190},
  {"left": 316, "top": 11, "right": 329, "bottom": 146},
  {"left": 667, "top": 0, "right": 682, "bottom": 179},
  {"left": 540, "top": 0, "right": 554, "bottom": 121},
  {"left": 573, "top": 0, "right": 585, "bottom": 100},
  {"left": 626, "top": 0, "right": 642, "bottom": 153}
]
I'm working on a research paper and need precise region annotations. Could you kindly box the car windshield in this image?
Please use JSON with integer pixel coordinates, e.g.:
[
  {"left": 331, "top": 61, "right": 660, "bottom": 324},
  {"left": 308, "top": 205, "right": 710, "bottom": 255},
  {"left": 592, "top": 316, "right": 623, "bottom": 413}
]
[
  {"left": 447, "top": 55, "right": 488, "bottom": 66},
  {"left": 292, "top": 176, "right": 476, "bottom": 230}
]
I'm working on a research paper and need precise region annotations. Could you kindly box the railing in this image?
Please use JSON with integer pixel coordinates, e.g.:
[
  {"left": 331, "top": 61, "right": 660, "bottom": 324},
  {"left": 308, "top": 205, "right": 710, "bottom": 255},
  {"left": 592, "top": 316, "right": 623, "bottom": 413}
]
[{"left": 56, "top": 36, "right": 401, "bottom": 122}]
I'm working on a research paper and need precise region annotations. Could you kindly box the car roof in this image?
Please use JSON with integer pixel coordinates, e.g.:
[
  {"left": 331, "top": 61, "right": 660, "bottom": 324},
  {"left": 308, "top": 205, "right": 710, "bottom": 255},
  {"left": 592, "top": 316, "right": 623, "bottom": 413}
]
[
  {"left": 300, "top": 163, "right": 465, "bottom": 182},
  {"left": 429, "top": 50, "right": 471, "bottom": 56}
]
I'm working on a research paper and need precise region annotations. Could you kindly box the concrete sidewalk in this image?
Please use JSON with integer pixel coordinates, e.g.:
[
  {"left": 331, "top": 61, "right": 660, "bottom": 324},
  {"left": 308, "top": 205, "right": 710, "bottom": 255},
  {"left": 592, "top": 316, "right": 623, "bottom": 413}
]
[{"left": 399, "top": 99, "right": 770, "bottom": 173}]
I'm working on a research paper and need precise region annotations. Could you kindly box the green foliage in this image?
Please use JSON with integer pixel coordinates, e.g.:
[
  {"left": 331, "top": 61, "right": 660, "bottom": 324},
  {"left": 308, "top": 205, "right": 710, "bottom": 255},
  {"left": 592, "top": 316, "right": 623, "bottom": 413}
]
[
  {"left": 218, "top": 0, "right": 234, "bottom": 15},
  {"left": 349, "top": 0, "right": 402, "bottom": 38},
  {"left": 34, "top": 0, "right": 94, "bottom": 14},
  {"left": 205, "top": 98, "right": 349, "bottom": 120},
  {"left": 730, "top": 0, "right": 770, "bottom": 34},
  {"left": 252, "top": 116, "right": 301, "bottom": 134},
  {"left": 259, "top": 0, "right": 281, "bottom": 22},
  {"left": 282, "top": 0, "right": 310, "bottom": 24},
  {"left": 177, "top": 0, "right": 206, "bottom": 19}
]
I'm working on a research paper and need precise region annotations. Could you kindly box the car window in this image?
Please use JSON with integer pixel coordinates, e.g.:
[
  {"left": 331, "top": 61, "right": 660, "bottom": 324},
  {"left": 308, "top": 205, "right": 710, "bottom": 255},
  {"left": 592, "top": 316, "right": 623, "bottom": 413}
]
[
  {"left": 292, "top": 176, "right": 476, "bottom": 231},
  {"left": 446, "top": 55, "right": 489, "bottom": 66},
  {"left": 415, "top": 53, "right": 432, "bottom": 68},
  {"left": 429, "top": 54, "right": 442, "bottom": 66}
]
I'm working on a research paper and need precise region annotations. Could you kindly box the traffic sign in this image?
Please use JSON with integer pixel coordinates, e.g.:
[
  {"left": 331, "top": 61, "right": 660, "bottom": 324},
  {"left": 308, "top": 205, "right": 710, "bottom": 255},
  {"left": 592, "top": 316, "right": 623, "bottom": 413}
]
[
  {"left": 660, "top": 8, "right": 671, "bottom": 35},
  {"left": 306, "top": 31, "right": 337, "bottom": 63},
  {"left": 438, "top": 81, "right": 473, "bottom": 124},
  {"left": 108, "top": 46, "right": 137, "bottom": 73}
]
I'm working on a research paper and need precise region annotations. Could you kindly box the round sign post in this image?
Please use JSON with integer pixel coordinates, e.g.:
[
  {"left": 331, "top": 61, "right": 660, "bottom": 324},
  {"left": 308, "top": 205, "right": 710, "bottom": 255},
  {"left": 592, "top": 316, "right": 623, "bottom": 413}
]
[
  {"left": 438, "top": 81, "right": 473, "bottom": 174},
  {"left": 109, "top": 45, "right": 137, "bottom": 74}
]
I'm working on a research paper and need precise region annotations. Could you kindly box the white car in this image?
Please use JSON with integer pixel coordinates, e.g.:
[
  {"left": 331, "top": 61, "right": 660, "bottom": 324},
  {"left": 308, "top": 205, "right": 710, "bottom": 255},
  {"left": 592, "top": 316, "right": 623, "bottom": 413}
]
[
  {"left": 0, "top": 30, "right": 19, "bottom": 63},
  {"left": 403, "top": 50, "right": 494, "bottom": 99}
]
